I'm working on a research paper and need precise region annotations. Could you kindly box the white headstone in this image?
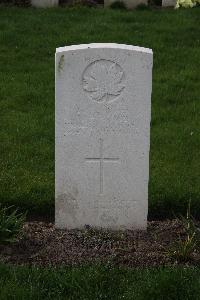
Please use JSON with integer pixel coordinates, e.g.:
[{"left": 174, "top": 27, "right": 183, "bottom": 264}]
[
  {"left": 162, "top": 0, "right": 176, "bottom": 6},
  {"left": 55, "top": 43, "right": 153, "bottom": 230},
  {"left": 31, "top": 0, "right": 58, "bottom": 7}
]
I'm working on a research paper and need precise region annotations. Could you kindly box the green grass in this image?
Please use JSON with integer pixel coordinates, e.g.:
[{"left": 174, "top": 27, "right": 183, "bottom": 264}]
[
  {"left": 0, "top": 264, "right": 200, "bottom": 300},
  {"left": 0, "top": 6, "right": 199, "bottom": 219}
]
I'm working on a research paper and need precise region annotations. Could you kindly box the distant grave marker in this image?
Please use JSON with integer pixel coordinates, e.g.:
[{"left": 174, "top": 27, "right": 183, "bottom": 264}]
[
  {"left": 31, "top": 0, "right": 58, "bottom": 7},
  {"left": 162, "top": 0, "right": 176, "bottom": 6}
]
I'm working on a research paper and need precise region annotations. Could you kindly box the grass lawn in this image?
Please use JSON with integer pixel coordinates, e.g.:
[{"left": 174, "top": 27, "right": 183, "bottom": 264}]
[
  {"left": 0, "top": 6, "right": 199, "bottom": 219},
  {"left": 0, "top": 264, "right": 200, "bottom": 300}
]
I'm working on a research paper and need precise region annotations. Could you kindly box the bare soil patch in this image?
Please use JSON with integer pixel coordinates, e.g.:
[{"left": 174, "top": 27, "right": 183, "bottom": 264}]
[{"left": 1, "top": 220, "right": 200, "bottom": 267}]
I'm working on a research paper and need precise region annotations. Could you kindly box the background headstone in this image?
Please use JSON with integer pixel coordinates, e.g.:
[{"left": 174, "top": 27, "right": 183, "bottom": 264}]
[
  {"left": 55, "top": 43, "right": 153, "bottom": 230},
  {"left": 162, "top": 0, "right": 176, "bottom": 6},
  {"left": 31, "top": 0, "right": 58, "bottom": 7}
]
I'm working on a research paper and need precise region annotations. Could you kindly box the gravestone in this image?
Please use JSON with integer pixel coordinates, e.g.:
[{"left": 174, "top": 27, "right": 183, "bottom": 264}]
[
  {"left": 162, "top": 0, "right": 176, "bottom": 6},
  {"left": 55, "top": 43, "right": 153, "bottom": 230},
  {"left": 31, "top": 0, "right": 58, "bottom": 7}
]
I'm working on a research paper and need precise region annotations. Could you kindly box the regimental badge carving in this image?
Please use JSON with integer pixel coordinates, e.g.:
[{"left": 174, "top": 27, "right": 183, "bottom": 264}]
[{"left": 82, "top": 59, "right": 125, "bottom": 103}]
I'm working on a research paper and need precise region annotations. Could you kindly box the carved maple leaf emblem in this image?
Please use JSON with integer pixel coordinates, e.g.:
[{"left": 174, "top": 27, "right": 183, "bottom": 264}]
[{"left": 83, "top": 60, "right": 125, "bottom": 103}]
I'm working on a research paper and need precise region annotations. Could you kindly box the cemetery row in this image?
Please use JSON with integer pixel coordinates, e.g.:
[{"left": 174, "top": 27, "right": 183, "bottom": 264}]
[{"left": 3, "top": 0, "right": 177, "bottom": 8}]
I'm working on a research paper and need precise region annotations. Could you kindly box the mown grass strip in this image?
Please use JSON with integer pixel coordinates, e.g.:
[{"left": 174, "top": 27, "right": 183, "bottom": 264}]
[{"left": 0, "top": 263, "right": 200, "bottom": 300}]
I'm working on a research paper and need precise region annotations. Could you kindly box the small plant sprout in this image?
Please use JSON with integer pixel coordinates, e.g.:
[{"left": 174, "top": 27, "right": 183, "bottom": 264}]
[
  {"left": 168, "top": 200, "right": 200, "bottom": 262},
  {"left": 0, "top": 205, "right": 26, "bottom": 245}
]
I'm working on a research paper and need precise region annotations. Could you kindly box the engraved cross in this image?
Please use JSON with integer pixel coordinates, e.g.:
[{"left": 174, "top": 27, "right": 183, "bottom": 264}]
[{"left": 85, "top": 139, "right": 119, "bottom": 194}]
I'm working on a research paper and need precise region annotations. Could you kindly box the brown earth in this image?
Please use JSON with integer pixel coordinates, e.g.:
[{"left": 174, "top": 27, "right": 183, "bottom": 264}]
[{"left": 1, "top": 220, "right": 200, "bottom": 267}]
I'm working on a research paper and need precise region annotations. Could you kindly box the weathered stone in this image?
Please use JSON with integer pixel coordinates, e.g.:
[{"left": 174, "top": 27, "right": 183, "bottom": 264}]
[{"left": 55, "top": 43, "right": 153, "bottom": 230}]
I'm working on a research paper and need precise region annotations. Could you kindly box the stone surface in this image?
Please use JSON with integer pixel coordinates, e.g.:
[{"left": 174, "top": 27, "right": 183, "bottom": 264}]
[
  {"left": 162, "top": 0, "right": 176, "bottom": 7},
  {"left": 104, "top": 0, "right": 148, "bottom": 9},
  {"left": 55, "top": 43, "right": 153, "bottom": 230},
  {"left": 31, "top": 0, "right": 58, "bottom": 7},
  {"left": 162, "top": 0, "right": 176, "bottom": 6}
]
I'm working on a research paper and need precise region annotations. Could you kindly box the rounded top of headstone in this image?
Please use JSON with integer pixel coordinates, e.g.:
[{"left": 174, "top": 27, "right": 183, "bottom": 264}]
[{"left": 56, "top": 43, "right": 153, "bottom": 55}]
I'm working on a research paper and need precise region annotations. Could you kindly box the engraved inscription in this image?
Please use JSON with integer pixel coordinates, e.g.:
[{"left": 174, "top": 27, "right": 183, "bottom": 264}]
[
  {"left": 82, "top": 60, "right": 125, "bottom": 103},
  {"left": 85, "top": 139, "right": 119, "bottom": 194}
]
